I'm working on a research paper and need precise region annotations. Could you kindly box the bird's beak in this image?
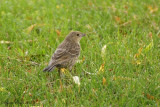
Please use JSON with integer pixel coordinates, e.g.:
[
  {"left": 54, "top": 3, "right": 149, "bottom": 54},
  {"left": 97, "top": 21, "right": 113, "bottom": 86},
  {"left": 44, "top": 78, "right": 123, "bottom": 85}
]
[{"left": 82, "top": 33, "right": 86, "bottom": 37}]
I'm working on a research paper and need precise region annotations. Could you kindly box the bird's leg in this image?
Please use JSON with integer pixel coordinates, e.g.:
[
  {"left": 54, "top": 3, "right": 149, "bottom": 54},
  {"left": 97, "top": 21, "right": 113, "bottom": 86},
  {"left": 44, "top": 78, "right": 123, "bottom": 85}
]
[
  {"left": 58, "top": 68, "right": 61, "bottom": 77},
  {"left": 59, "top": 68, "right": 65, "bottom": 79}
]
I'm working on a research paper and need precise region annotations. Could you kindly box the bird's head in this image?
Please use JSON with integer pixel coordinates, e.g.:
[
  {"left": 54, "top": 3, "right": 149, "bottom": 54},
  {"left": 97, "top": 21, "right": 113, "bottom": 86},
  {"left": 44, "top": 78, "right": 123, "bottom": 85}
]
[{"left": 65, "top": 31, "right": 86, "bottom": 43}]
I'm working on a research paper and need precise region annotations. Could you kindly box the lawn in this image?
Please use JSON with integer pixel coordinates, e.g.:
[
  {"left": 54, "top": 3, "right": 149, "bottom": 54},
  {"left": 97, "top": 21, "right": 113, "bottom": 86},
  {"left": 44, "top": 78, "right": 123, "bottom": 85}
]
[{"left": 0, "top": 0, "right": 160, "bottom": 106}]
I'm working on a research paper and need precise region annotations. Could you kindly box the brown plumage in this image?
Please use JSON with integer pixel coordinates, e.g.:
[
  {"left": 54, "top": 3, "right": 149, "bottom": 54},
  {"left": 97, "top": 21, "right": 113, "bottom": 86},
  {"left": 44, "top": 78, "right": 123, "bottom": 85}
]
[{"left": 43, "top": 31, "right": 85, "bottom": 72}]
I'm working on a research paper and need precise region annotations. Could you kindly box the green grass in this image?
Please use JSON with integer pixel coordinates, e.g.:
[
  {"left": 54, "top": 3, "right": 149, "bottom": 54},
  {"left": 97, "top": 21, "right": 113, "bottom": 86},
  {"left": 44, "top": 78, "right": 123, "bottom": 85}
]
[{"left": 0, "top": 0, "right": 160, "bottom": 106}]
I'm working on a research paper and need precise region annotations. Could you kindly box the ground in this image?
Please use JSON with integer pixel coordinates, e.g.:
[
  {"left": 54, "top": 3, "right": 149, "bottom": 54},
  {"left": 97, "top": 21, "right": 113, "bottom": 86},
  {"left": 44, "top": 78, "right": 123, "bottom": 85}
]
[{"left": 0, "top": 0, "right": 160, "bottom": 106}]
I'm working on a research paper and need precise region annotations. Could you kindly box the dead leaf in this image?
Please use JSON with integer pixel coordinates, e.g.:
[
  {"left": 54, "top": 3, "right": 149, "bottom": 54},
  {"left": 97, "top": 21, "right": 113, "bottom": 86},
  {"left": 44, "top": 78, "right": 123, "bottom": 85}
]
[
  {"left": 133, "top": 15, "right": 137, "bottom": 19},
  {"left": 148, "top": 32, "right": 152, "bottom": 39},
  {"left": 77, "top": 57, "right": 85, "bottom": 63},
  {"left": 88, "top": 2, "right": 93, "bottom": 6},
  {"left": 59, "top": 80, "right": 63, "bottom": 92},
  {"left": 124, "top": 5, "right": 128, "bottom": 9},
  {"left": 135, "top": 60, "right": 141, "bottom": 65},
  {"left": 85, "top": 24, "right": 92, "bottom": 30},
  {"left": 56, "top": 5, "right": 60, "bottom": 9},
  {"left": 134, "top": 47, "right": 143, "bottom": 58},
  {"left": 103, "top": 77, "right": 107, "bottom": 86},
  {"left": 73, "top": 76, "right": 80, "bottom": 86},
  {"left": 0, "top": 40, "right": 12, "bottom": 44},
  {"left": 27, "top": 70, "right": 31, "bottom": 73},
  {"left": 101, "top": 45, "right": 106, "bottom": 59},
  {"left": 60, "top": 68, "right": 66, "bottom": 73},
  {"left": 25, "top": 24, "right": 45, "bottom": 34},
  {"left": 98, "top": 63, "right": 105, "bottom": 74},
  {"left": 56, "top": 30, "right": 61, "bottom": 36},
  {"left": 147, "top": 93, "right": 155, "bottom": 100},
  {"left": 29, "top": 92, "right": 32, "bottom": 97},
  {"left": 25, "top": 24, "right": 36, "bottom": 33},
  {"left": 143, "top": 92, "right": 155, "bottom": 100},
  {"left": 0, "top": 87, "right": 6, "bottom": 92},
  {"left": 114, "top": 16, "right": 121, "bottom": 22},
  {"left": 148, "top": 6, "right": 158, "bottom": 13}
]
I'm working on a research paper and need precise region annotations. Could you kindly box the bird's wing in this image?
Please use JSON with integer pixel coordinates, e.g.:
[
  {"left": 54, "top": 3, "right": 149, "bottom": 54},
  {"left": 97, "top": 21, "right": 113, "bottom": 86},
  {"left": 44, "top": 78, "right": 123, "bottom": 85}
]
[{"left": 50, "top": 47, "right": 80, "bottom": 65}]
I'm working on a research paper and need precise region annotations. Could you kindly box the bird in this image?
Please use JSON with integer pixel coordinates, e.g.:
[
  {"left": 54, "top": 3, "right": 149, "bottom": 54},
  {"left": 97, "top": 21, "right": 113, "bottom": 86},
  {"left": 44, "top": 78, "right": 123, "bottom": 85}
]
[{"left": 43, "top": 31, "right": 86, "bottom": 74}]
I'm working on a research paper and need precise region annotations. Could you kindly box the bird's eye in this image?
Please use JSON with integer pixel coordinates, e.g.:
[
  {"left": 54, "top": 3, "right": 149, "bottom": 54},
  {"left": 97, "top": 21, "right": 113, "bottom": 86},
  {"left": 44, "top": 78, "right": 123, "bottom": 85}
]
[{"left": 77, "top": 34, "right": 79, "bottom": 36}]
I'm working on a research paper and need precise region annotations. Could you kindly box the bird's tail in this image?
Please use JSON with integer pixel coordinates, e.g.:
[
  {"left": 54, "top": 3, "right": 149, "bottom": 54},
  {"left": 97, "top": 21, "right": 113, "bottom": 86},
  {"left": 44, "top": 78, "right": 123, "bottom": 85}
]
[{"left": 43, "top": 65, "right": 55, "bottom": 72}]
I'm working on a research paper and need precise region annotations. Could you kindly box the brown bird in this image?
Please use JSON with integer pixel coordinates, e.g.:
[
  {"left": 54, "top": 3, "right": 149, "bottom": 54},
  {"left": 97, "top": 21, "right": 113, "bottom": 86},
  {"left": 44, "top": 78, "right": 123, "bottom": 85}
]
[{"left": 43, "top": 31, "right": 86, "bottom": 73}]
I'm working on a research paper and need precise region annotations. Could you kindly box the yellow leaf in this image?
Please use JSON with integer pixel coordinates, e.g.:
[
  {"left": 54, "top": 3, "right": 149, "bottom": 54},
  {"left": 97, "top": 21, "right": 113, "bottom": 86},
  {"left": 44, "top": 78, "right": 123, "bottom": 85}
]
[
  {"left": 1, "top": 11, "right": 5, "bottom": 15},
  {"left": 138, "top": 47, "right": 143, "bottom": 54},
  {"left": 144, "top": 40, "right": 154, "bottom": 53},
  {"left": 134, "top": 53, "right": 140, "bottom": 58},
  {"left": 25, "top": 24, "right": 45, "bottom": 34},
  {"left": 103, "top": 77, "right": 106, "bottom": 85},
  {"left": 60, "top": 68, "right": 66, "bottom": 73},
  {"left": 98, "top": 63, "right": 105, "bottom": 74},
  {"left": 134, "top": 47, "right": 143, "bottom": 58},
  {"left": 135, "top": 60, "right": 141, "bottom": 65},
  {"left": 56, "top": 5, "right": 60, "bottom": 9},
  {"left": 25, "top": 24, "right": 37, "bottom": 33},
  {"left": 0, "top": 87, "right": 5, "bottom": 92},
  {"left": 148, "top": 6, "right": 158, "bottom": 13}
]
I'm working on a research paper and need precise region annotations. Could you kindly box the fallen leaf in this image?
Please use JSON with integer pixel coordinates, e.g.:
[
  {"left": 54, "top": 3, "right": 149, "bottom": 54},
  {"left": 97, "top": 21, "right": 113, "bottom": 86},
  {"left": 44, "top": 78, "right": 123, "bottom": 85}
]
[
  {"left": 1, "top": 11, "right": 5, "bottom": 15},
  {"left": 148, "top": 32, "right": 152, "bottom": 39},
  {"left": 88, "top": 2, "right": 93, "bottom": 6},
  {"left": 134, "top": 47, "right": 143, "bottom": 58},
  {"left": 148, "top": 6, "right": 158, "bottom": 13},
  {"left": 147, "top": 93, "right": 155, "bottom": 100},
  {"left": 77, "top": 57, "right": 85, "bottom": 63},
  {"left": 0, "top": 87, "right": 5, "bottom": 92},
  {"left": 62, "top": 99, "right": 66, "bottom": 103},
  {"left": 73, "top": 76, "right": 80, "bottom": 86},
  {"left": 98, "top": 63, "right": 105, "bottom": 74},
  {"left": 56, "top": 30, "right": 61, "bottom": 36},
  {"left": 85, "top": 24, "right": 92, "bottom": 30},
  {"left": 59, "top": 80, "right": 63, "bottom": 91},
  {"left": 56, "top": 5, "right": 60, "bottom": 9},
  {"left": 27, "top": 70, "right": 31, "bottom": 73},
  {"left": 103, "top": 77, "right": 106, "bottom": 86},
  {"left": 124, "top": 5, "right": 128, "bottom": 9},
  {"left": 133, "top": 15, "right": 137, "bottom": 19},
  {"left": 25, "top": 24, "right": 37, "bottom": 33},
  {"left": 143, "top": 92, "right": 155, "bottom": 100},
  {"left": 101, "top": 45, "right": 106, "bottom": 59},
  {"left": 25, "top": 24, "right": 45, "bottom": 34},
  {"left": 60, "top": 68, "right": 66, "bottom": 73},
  {"left": 29, "top": 92, "right": 32, "bottom": 97},
  {"left": 114, "top": 16, "right": 121, "bottom": 22},
  {"left": 0, "top": 40, "right": 12, "bottom": 44},
  {"left": 135, "top": 60, "right": 141, "bottom": 65}
]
